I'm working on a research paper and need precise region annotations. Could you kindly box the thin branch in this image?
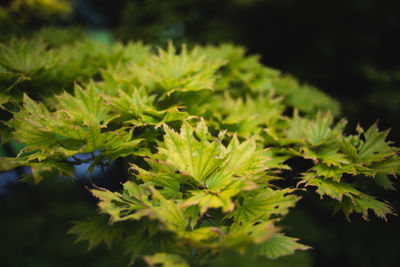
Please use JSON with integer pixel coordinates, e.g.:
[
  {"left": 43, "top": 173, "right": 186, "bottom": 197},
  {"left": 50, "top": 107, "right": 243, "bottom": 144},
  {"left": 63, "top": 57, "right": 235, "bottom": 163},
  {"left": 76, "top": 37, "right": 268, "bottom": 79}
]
[
  {"left": 99, "top": 159, "right": 105, "bottom": 176},
  {"left": 72, "top": 155, "right": 82, "bottom": 164},
  {"left": 206, "top": 216, "right": 217, "bottom": 227},
  {"left": 190, "top": 247, "right": 196, "bottom": 267}
]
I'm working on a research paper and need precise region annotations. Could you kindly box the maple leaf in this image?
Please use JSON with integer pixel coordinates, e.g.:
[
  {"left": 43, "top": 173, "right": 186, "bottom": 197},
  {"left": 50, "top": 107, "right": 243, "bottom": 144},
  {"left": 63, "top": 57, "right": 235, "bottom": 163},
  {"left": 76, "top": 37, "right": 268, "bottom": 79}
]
[
  {"left": 68, "top": 216, "right": 126, "bottom": 250},
  {"left": 0, "top": 37, "right": 59, "bottom": 76},
  {"left": 10, "top": 93, "right": 60, "bottom": 154},
  {"left": 286, "top": 111, "right": 345, "bottom": 146},
  {"left": 156, "top": 119, "right": 269, "bottom": 214},
  {"left": 233, "top": 188, "right": 300, "bottom": 223},
  {"left": 158, "top": 119, "right": 226, "bottom": 186},
  {"left": 140, "top": 42, "right": 224, "bottom": 95},
  {"left": 337, "top": 194, "right": 395, "bottom": 221},
  {"left": 221, "top": 221, "right": 277, "bottom": 253},
  {"left": 301, "top": 177, "right": 361, "bottom": 202},
  {"left": 200, "top": 44, "right": 279, "bottom": 93},
  {"left": 91, "top": 182, "right": 151, "bottom": 223},
  {"left": 147, "top": 188, "right": 188, "bottom": 232},
  {"left": 253, "top": 233, "right": 310, "bottom": 259},
  {"left": 301, "top": 177, "right": 395, "bottom": 220},
  {"left": 357, "top": 123, "right": 397, "bottom": 163},
  {"left": 182, "top": 180, "right": 255, "bottom": 216},
  {"left": 213, "top": 93, "right": 284, "bottom": 137},
  {"left": 55, "top": 83, "right": 116, "bottom": 127}
]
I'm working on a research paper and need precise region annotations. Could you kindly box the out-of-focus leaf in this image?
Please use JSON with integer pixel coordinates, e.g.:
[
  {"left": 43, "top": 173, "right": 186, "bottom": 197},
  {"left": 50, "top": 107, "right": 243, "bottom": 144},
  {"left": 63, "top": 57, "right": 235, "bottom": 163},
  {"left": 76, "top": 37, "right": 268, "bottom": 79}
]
[
  {"left": 144, "top": 253, "right": 189, "bottom": 267},
  {"left": 68, "top": 216, "right": 126, "bottom": 250},
  {"left": 254, "top": 233, "right": 310, "bottom": 259}
]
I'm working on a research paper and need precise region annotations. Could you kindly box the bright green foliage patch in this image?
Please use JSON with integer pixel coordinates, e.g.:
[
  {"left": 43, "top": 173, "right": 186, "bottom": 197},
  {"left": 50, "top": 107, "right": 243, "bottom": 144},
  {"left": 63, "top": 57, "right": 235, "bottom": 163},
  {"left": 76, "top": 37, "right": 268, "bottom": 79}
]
[{"left": 0, "top": 30, "right": 399, "bottom": 266}]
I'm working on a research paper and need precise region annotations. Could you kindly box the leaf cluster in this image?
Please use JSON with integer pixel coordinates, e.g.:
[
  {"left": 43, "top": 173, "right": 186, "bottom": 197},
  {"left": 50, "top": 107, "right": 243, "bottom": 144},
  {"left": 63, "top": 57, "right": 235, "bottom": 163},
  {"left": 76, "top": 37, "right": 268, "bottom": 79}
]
[{"left": 1, "top": 32, "right": 399, "bottom": 266}]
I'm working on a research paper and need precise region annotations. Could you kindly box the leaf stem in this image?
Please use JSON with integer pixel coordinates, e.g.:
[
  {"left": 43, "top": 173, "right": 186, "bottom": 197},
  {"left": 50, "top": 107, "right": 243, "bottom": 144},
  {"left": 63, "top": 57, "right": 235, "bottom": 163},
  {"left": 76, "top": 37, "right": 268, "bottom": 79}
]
[
  {"left": 72, "top": 155, "right": 82, "bottom": 164},
  {"left": 190, "top": 247, "right": 196, "bottom": 267},
  {"left": 206, "top": 216, "right": 217, "bottom": 227},
  {"left": 205, "top": 213, "right": 218, "bottom": 226}
]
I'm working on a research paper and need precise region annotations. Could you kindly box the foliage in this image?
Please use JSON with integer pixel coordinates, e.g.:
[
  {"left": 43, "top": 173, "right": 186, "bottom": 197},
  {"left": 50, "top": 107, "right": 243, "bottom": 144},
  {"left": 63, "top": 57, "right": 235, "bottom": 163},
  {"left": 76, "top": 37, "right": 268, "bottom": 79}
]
[
  {"left": 0, "top": 0, "right": 72, "bottom": 42},
  {"left": 1, "top": 31, "right": 399, "bottom": 266}
]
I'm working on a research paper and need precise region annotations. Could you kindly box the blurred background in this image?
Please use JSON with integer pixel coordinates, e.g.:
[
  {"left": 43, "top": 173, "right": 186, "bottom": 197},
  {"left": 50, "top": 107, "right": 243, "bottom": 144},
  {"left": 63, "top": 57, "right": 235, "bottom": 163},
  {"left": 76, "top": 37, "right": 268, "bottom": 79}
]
[{"left": 1, "top": 0, "right": 400, "bottom": 266}]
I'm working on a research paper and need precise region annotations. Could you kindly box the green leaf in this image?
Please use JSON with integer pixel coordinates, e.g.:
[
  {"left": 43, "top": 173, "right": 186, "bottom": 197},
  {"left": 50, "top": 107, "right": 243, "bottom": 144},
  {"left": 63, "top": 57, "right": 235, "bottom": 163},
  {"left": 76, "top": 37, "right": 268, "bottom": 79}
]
[
  {"left": 123, "top": 228, "right": 183, "bottom": 265},
  {"left": 92, "top": 182, "right": 188, "bottom": 232},
  {"left": 223, "top": 135, "right": 268, "bottom": 178},
  {"left": 0, "top": 37, "right": 59, "bottom": 75},
  {"left": 184, "top": 178, "right": 258, "bottom": 215},
  {"left": 112, "top": 41, "right": 151, "bottom": 65},
  {"left": 303, "top": 177, "right": 395, "bottom": 220},
  {"left": 357, "top": 124, "right": 394, "bottom": 163},
  {"left": 233, "top": 188, "right": 299, "bottom": 223},
  {"left": 99, "top": 129, "right": 143, "bottom": 161},
  {"left": 56, "top": 83, "right": 115, "bottom": 127},
  {"left": 304, "top": 112, "right": 333, "bottom": 146},
  {"left": 159, "top": 119, "right": 226, "bottom": 186},
  {"left": 338, "top": 193, "right": 395, "bottom": 221},
  {"left": 340, "top": 138, "right": 360, "bottom": 162},
  {"left": 148, "top": 188, "right": 188, "bottom": 232},
  {"left": 201, "top": 44, "right": 278, "bottom": 93},
  {"left": 213, "top": 93, "right": 284, "bottom": 137},
  {"left": 179, "top": 227, "right": 222, "bottom": 247},
  {"left": 286, "top": 111, "right": 345, "bottom": 146},
  {"left": 24, "top": 161, "right": 74, "bottom": 183},
  {"left": 222, "top": 221, "right": 277, "bottom": 253},
  {"left": 371, "top": 156, "right": 400, "bottom": 175},
  {"left": 91, "top": 182, "right": 151, "bottom": 222},
  {"left": 272, "top": 77, "right": 340, "bottom": 114},
  {"left": 183, "top": 189, "right": 235, "bottom": 215},
  {"left": 0, "top": 156, "right": 22, "bottom": 171},
  {"left": 308, "top": 164, "right": 349, "bottom": 182},
  {"left": 10, "top": 93, "right": 58, "bottom": 152},
  {"left": 301, "top": 177, "right": 360, "bottom": 201},
  {"left": 254, "top": 233, "right": 310, "bottom": 259},
  {"left": 106, "top": 87, "right": 157, "bottom": 125},
  {"left": 68, "top": 216, "right": 126, "bottom": 250},
  {"left": 144, "top": 253, "right": 189, "bottom": 267},
  {"left": 133, "top": 161, "right": 183, "bottom": 199},
  {"left": 10, "top": 85, "right": 141, "bottom": 165},
  {"left": 374, "top": 174, "right": 396, "bottom": 191},
  {"left": 143, "top": 42, "right": 224, "bottom": 94},
  {"left": 302, "top": 143, "right": 349, "bottom": 167}
]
